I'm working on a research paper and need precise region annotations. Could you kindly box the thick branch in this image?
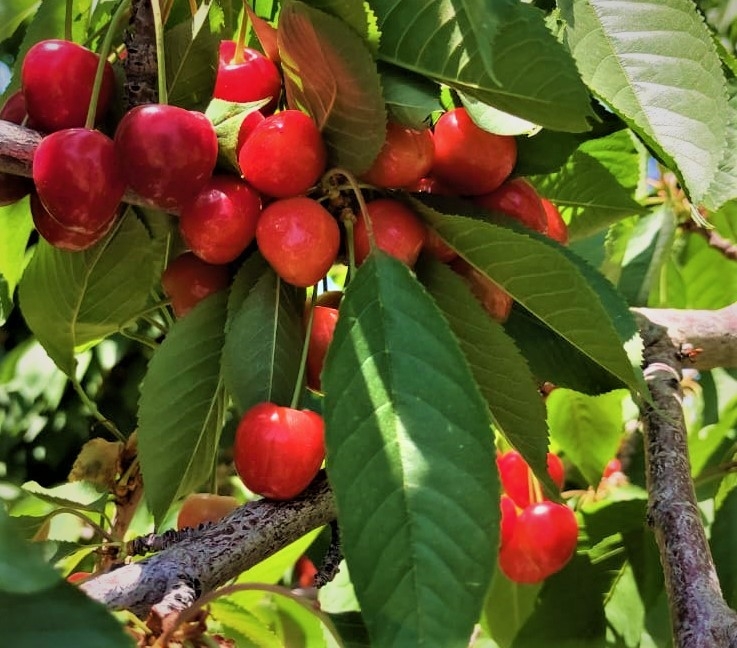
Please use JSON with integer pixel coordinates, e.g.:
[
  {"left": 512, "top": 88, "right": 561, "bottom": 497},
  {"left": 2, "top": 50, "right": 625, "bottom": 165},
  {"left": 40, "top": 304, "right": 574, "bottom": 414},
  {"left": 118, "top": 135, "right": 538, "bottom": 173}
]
[{"left": 640, "top": 321, "right": 737, "bottom": 647}]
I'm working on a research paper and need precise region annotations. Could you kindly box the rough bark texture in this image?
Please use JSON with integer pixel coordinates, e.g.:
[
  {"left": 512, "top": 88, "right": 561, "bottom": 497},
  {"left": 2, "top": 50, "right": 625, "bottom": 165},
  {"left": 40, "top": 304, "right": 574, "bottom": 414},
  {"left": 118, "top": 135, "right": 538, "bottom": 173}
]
[
  {"left": 122, "top": 0, "right": 158, "bottom": 108},
  {"left": 640, "top": 319, "right": 737, "bottom": 647}
]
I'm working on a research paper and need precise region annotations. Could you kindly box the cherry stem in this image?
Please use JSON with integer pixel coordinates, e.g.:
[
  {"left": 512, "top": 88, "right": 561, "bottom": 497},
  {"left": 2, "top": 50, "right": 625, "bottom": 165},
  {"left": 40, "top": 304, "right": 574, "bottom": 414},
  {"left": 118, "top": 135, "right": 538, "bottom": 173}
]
[
  {"left": 43, "top": 507, "right": 116, "bottom": 543},
  {"left": 327, "top": 167, "right": 376, "bottom": 252},
  {"left": 65, "top": 0, "right": 73, "bottom": 42},
  {"left": 188, "top": 0, "right": 197, "bottom": 17},
  {"left": 84, "top": 0, "right": 131, "bottom": 130},
  {"left": 290, "top": 285, "right": 318, "bottom": 409},
  {"left": 234, "top": 1, "right": 252, "bottom": 64},
  {"left": 150, "top": 0, "right": 168, "bottom": 105},
  {"left": 342, "top": 211, "right": 357, "bottom": 282},
  {"left": 71, "top": 376, "right": 126, "bottom": 442}
]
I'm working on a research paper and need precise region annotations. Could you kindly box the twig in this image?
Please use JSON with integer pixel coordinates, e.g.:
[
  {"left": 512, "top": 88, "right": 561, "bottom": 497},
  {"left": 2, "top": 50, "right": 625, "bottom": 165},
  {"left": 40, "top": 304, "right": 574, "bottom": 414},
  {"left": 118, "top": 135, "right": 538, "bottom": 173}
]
[{"left": 682, "top": 220, "right": 737, "bottom": 262}]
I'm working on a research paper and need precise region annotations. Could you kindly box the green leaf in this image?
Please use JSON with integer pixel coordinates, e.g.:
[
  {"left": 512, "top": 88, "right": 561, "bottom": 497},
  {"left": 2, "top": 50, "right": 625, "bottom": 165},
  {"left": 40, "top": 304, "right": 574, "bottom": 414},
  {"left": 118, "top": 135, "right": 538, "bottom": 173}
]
[
  {"left": 379, "top": 62, "right": 441, "bottom": 129},
  {"left": 21, "top": 481, "right": 107, "bottom": 513},
  {"left": 138, "top": 291, "right": 228, "bottom": 525},
  {"left": 278, "top": 0, "right": 387, "bottom": 173},
  {"left": 207, "top": 98, "right": 271, "bottom": 172},
  {"left": 416, "top": 256, "right": 552, "bottom": 494},
  {"left": 559, "top": 0, "right": 729, "bottom": 205},
  {"left": 0, "top": 196, "right": 34, "bottom": 324},
  {"left": 704, "top": 80, "right": 737, "bottom": 209},
  {"left": 546, "top": 388, "right": 629, "bottom": 485},
  {"left": 482, "top": 570, "right": 541, "bottom": 648},
  {"left": 413, "top": 200, "right": 644, "bottom": 395},
  {"left": 165, "top": 0, "right": 225, "bottom": 111},
  {"left": 300, "top": 0, "right": 369, "bottom": 40},
  {"left": 18, "top": 212, "right": 156, "bottom": 376},
  {"left": 713, "top": 485, "right": 737, "bottom": 609},
  {"left": 323, "top": 253, "right": 498, "bottom": 648},
  {"left": 514, "top": 129, "right": 584, "bottom": 177},
  {"left": 605, "top": 562, "right": 647, "bottom": 647},
  {"left": 0, "top": 0, "right": 39, "bottom": 44},
  {"left": 210, "top": 598, "right": 284, "bottom": 648},
  {"left": 372, "top": 0, "right": 595, "bottom": 132},
  {"left": 222, "top": 268, "right": 303, "bottom": 415},
  {"left": 460, "top": 92, "right": 540, "bottom": 137}
]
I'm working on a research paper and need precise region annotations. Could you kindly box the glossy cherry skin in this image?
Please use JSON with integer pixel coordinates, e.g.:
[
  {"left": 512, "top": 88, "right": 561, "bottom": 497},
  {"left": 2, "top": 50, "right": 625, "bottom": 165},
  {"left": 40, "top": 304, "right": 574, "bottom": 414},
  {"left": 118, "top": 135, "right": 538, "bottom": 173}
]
[
  {"left": 114, "top": 104, "right": 218, "bottom": 211},
  {"left": 354, "top": 199, "right": 427, "bottom": 267},
  {"left": 33, "top": 129, "right": 125, "bottom": 237},
  {"left": 602, "top": 458, "right": 622, "bottom": 479},
  {"left": 450, "top": 258, "right": 513, "bottom": 323},
  {"left": 256, "top": 196, "right": 340, "bottom": 287},
  {"left": 214, "top": 40, "right": 282, "bottom": 114},
  {"left": 0, "top": 92, "right": 33, "bottom": 205},
  {"left": 474, "top": 178, "right": 548, "bottom": 234},
  {"left": 306, "top": 305, "right": 339, "bottom": 392},
  {"left": 21, "top": 40, "right": 115, "bottom": 132},
  {"left": 432, "top": 107, "right": 516, "bottom": 196},
  {"left": 294, "top": 555, "right": 318, "bottom": 589},
  {"left": 234, "top": 402, "right": 325, "bottom": 500},
  {"left": 500, "top": 494, "right": 518, "bottom": 547},
  {"left": 177, "top": 493, "right": 239, "bottom": 530},
  {"left": 497, "top": 450, "right": 565, "bottom": 509},
  {"left": 236, "top": 110, "right": 266, "bottom": 156},
  {"left": 238, "top": 110, "right": 327, "bottom": 198},
  {"left": 361, "top": 122, "right": 434, "bottom": 189},
  {"left": 31, "top": 193, "right": 114, "bottom": 251},
  {"left": 161, "top": 252, "right": 230, "bottom": 318},
  {"left": 179, "top": 175, "right": 262, "bottom": 264},
  {"left": 407, "top": 175, "right": 454, "bottom": 195},
  {"left": 498, "top": 501, "right": 578, "bottom": 584},
  {"left": 541, "top": 198, "right": 569, "bottom": 245}
]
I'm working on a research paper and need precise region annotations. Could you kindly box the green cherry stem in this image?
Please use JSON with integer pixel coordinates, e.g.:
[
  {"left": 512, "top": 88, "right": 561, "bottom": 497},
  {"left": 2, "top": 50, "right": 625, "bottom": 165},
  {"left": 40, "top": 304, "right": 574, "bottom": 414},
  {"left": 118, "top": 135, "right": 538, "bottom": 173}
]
[
  {"left": 233, "top": 0, "right": 252, "bottom": 64},
  {"left": 342, "top": 210, "right": 357, "bottom": 282},
  {"left": 290, "top": 284, "right": 319, "bottom": 410},
  {"left": 84, "top": 0, "right": 131, "bottom": 129},
  {"left": 64, "top": 0, "right": 73, "bottom": 42},
  {"left": 151, "top": 0, "right": 169, "bottom": 104},
  {"left": 72, "top": 377, "right": 126, "bottom": 442}
]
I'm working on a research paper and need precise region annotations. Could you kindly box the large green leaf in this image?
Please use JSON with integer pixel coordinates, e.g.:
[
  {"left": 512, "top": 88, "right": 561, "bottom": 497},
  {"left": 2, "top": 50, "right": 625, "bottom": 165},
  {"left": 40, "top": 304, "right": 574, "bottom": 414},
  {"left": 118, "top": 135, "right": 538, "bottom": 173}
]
[
  {"left": 278, "top": 0, "right": 386, "bottom": 174},
  {"left": 413, "top": 200, "right": 643, "bottom": 395},
  {"left": 482, "top": 569, "right": 541, "bottom": 648},
  {"left": 379, "top": 62, "right": 441, "bottom": 129},
  {"left": 712, "top": 484, "right": 737, "bottom": 609},
  {"left": 371, "top": 0, "right": 595, "bottom": 132},
  {"left": 323, "top": 252, "right": 498, "bottom": 648},
  {"left": 18, "top": 212, "right": 156, "bottom": 376},
  {"left": 0, "top": 196, "right": 33, "bottom": 324},
  {"left": 559, "top": 0, "right": 729, "bottom": 205},
  {"left": 222, "top": 266, "right": 303, "bottom": 415},
  {"left": 417, "top": 256, "right": 552, "bottom": 493},
  {"left": 21, "top": 481, "right": 107, "bottom": 513},
  {"left": 138, "top": 291, "right": 228, "bottom": 525},
  {"left": 0, "top": 0, "right": 38, "bottom": 44},
  {"left": 704, "top": 81, "right": 737, "bottom": 210},
  {"left": 301, "top": 0, "right": 369, "bottom": 40}
]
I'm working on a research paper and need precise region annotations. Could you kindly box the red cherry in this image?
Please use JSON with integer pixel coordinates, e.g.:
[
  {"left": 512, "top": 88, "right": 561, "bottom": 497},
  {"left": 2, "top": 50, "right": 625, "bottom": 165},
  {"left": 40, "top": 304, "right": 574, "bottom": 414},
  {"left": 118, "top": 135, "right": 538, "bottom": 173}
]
[
  {"left": 361, "top": 122, "right": 434, "bottom": 189},
  {"left": 602, "top": 458, "right": 622, "bottom": 479},
  {"left": 67, "top": 571, "right": 92, "bottom": 584},
  {"left": 294, "top": 555, "right": 318, "bottom": 589},
  {"left": 450, "top": 258, "right": 513, "bottom": 323},
  {"left": 179, "top": 175, "right": 262, "bottom": 264},
  {"left": 0, "top": 92, "right": 33, "bottom": 205},
  {"left": 1, "top": 90, "right": 28, "bottom": 124},
  {"left": 21, "top": 40, "right": 115, "bottom": 132},
  {"left": 177, "top": 493, "right": 239, "bottom": 530},
  {"left": 30, "top": 193, "right": 113, "bottom": 251},
  {"left": 161, "top": 252, "right": 230, "bottom": 318},
  {"left": 498, "top": 501, "right": 578, "bottom": 584},
  {"left": 541, "top": 198, "right": 569, "bottom": 245},
  {"left": 236, "top": 110, "right": 266, "bottom": 156},
  {"left": 33, "top": 129, "right": 124, "bottom": 238},
  {"left": 214, "top": 41, "right": 282, "bottom": 114},
  {"left": 114, "top": 104, "right": 218, "bottom": 211},
  {"left": 431, "top": 107, "right": 516, "bottom": 196},
  {"left": 424, "top": 229, "right": 458, "bottom": 263},
  {"left": 306, "top": 305, "right": 339, "bottom": 392},
  {"left": 255, "top": 196, "right": 340, "bottom": 287},
  {"left": 238, "top": 110, "right": 327, "bottom": 198},
  {"left": 497, "top": 450, "right": 565, "bottom": 509},
  {"left": 353, "top": 199, "right": 427, "bottom": 267},
  {"left": 407, "top": 175, "right": 454, "bottom": 195},
  {"left": 474, "top": 178, "right": 548, "bottom": 234},
  {"left": 500, "top": 494, "right": 519, "bottom": 547},
  {"left": 234, "top": 402, "right": 325, "bottom": 500}
]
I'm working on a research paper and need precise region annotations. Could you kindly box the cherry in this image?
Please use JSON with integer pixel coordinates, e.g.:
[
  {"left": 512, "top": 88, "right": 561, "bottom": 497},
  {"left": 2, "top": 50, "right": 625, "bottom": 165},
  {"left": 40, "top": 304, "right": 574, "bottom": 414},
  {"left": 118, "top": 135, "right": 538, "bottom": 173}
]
[
  {"left": 214, "top": 40, "right": 282, "bottom": 114},
  {"left": 498, "top": 501, "right": 578, "bottom": 584},
  {"left": 450, "top": 258, "right": 513, "bottom": 323},
  {"left": 179, "top": 175, "right": 262, "bottom": 264},
  {"left": 255, "top": 196, "right": 340, "bottom": 287},
  {"left": 474, "top": 178, "right": 548, "bottom": 234},
  {"left": 361, "top": 121, "right": 434, "bottom": 189},
  {"left": 431, "top": 107, "right": 516, "bottom": 196},
  {"left": 500, "top": 494, "right": 518, "bottom": 547},
  {"left": 67, "top": 572, "right": 92, "bottom": 584},
  {"left": 0, "top": 90, "right": 28, "bottom": 124},
  {"left": 114, "top": 104, "right": 218, "bottom": 211},
  {"left": 497, "top": 450, "right": 565, "bottom": 509},
  {"left": 0, "top": 92, "right": 33, "bottom": 206},
  {"left": 161, "top": 252, "right": 230, "bottom": 318},
  {"left": 238, "top": 110, "right": 327, "bottom": 198},
  {"left": 541, "top": 198, "right": 569, "bottom": 245},
  {"left": 294, "top": 555, "right": 318, "bottom": 589},
  {"left": 306, "top": 305, "right": 339, "bottom": 392},
  {"left": 602, "top": 458, "right": 622, "bottom": 479},
  {"left": 236, "top": 110, "right": 266, "bottom": 156},
  {"left": 33, "top": 128, "right": 125, "bottom": 239},
  {"left": 353, "top": 198, "right": 427, "bottom": 267},
  {"left": 177, "top": 493, "right": 239, "bottom": 530},
  {"left": 407, "top": 175, "right": 454, "bottom": 195},
  {"left": 31, "top": 193, "right": 113, "bottom": 251},
  {"left": 233, "top": 402, "right": 325, "bottom": 500},
  {"left": 424, "top": 229, "right": 458, "bottom": 263},
  {"left": 21, "top": 39, "right": 115, "bottom": 132}
]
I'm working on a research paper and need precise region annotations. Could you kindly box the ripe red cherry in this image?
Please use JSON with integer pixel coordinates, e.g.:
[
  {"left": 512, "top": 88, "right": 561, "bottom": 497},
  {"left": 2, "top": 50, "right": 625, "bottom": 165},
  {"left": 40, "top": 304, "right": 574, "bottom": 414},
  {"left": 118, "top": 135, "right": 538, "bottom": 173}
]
[
  {"left": 33, "top": 129, "right": 124, "bottom": 239},
  {"left": 238, "top": 110, "right": 327, "bottom": 198},
  {"left": 256, "top": 196, "right": 340, "bottom": 287},
  {"left": 114, "top": 104, "right": 218, "bottom": 211},
  {"left": 498, "top": 501, "right": 578, "bottom": 584},
  {"left": 234, "top": 402, "right": 325, "bottom": 500},
  {"left": 497, "top": 450, "right": 565, "bottom": 509},
  {"left": 0, "top": 92, "right": 33, "bottom": 205},
  {"left": 31, "top": 193, "right": 113, "bottom": 251},
  {"left": 602, "top": 458, "right": 622, "bottom": 479},
  {"left": 236, "top": 110, "right": 266, "bottom": 156},
  {"left": 500, "top": 494, "right": 518, "bottom": 547},
  {"left": 179, "top": 176, "right": 261, "bottom": 264},
  {"left": 474, "top": 178, "right": 548, "bottom": 234},
  {"left": 294, "top": 555, "right": 318, "bottom": 589},
  {"left": 306, "top": 305, "right": 339, "bottom": 392},
  {"left": 431, "top": 107, "right": 516, "bottom": 196},
  {"left": 353, "top": 199, "right": 427, "bottom": 267},
  {"left": 161, "top": 252, "right": 230, "bottom": 318},
  {"left": 407, "top": 175, "right": 454, "bottom": 195},
  {"left": 21, "top": 40, "right": 115, "bottom": 132},
  {"left": 177, "top": 493, "right": 239, "bottom": 530},
  {"left": 424, "top": 229, "right": 457, "bottom": 263},
  {"left": 541, "top": 198, "right": 569, "bottom": 245},
  {"left": 361, "top": 122, "right": 434, "bottom": 188},
  {"left": 450, "top": 258, "right": 513, "bottom": 323},
  {"left": 214, "top": 40, "right": 282, "bottom": 114},
  {"left": 67, "top": 571, "right": 92, "bottom": 584}
]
